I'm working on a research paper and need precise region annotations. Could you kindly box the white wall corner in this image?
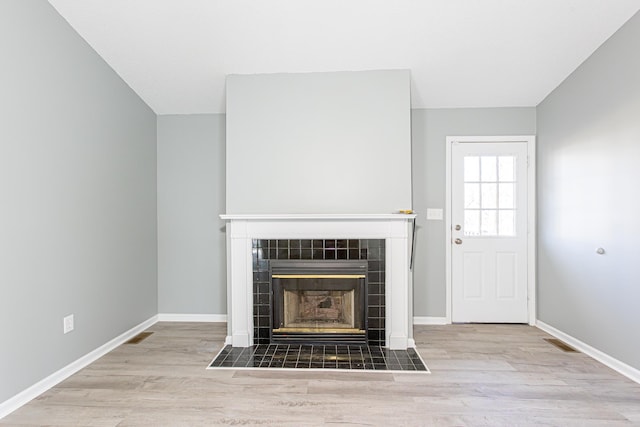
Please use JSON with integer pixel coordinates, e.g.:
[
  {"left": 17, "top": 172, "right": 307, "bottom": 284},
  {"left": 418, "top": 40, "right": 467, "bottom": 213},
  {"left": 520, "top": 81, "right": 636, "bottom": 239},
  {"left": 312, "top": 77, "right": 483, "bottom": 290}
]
[
  {"left": 536, "top": 320, "right": 640, "bottom": 385},
  {"left": 0, "top": 315, "right": 158, "bottom": 420}
]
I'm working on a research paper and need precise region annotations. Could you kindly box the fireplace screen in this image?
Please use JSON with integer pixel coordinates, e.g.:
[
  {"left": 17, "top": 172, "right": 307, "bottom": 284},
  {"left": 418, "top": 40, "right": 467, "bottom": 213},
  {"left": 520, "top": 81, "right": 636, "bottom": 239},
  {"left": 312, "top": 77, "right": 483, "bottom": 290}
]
[{"left": 271, "top": 261, "right": 367, "bottom": 344}]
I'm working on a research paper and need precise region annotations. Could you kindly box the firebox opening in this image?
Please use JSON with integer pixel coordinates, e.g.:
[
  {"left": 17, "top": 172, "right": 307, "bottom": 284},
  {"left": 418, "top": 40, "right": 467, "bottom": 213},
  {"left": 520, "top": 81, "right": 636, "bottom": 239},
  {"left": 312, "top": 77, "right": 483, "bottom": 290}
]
[{"left": 271, "top": 261, "right": 368, "bottom": 344}]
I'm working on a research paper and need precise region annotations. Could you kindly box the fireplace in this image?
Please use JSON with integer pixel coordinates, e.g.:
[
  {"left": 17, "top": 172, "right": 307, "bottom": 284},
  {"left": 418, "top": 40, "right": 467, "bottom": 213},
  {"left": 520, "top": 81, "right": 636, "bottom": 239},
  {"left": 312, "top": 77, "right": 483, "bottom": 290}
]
[
  {"left": 220, "top": 214, "right": 415, "bottom": 350},
  {"left": 270, "top": 260, "right": 368, "bottom": 344}
]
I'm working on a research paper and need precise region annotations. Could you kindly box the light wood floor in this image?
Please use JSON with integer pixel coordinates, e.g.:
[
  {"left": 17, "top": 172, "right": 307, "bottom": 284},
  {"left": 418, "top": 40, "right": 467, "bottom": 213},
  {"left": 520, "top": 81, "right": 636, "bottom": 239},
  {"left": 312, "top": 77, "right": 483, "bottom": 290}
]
[{"left": 2, "top": 322, "right": 640, "bottom": 426}]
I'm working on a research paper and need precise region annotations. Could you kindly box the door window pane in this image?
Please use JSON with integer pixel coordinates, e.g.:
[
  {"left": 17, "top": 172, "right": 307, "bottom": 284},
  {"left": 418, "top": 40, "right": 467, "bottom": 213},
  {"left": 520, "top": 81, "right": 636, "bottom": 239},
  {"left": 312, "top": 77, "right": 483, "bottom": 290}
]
[
  {"left": 464, "top": 156, "right": 480, "bottom": 181},
  {"left": 481, "top": 156, "right": 497, "bottom": 181},
  {"left": 464, "top": 183, "right": 480, "bottom": 209},
  {"left": 464, "top": 210, "right": 480, "bottom": 236},
  {"left": 498, "top": 210, "right": 515, "bottom": 236},
  {"left": 481, "top": 183, "right": 497, "bottom": 209},
  {"left": 481, "top": 210, "right": 497, "bottom": 236},
  {"left": 498, "top": 156, "right": 515, "bottom": 182},
  {"left": 498, "top": 183, "right": 515, "bottom": 209}
]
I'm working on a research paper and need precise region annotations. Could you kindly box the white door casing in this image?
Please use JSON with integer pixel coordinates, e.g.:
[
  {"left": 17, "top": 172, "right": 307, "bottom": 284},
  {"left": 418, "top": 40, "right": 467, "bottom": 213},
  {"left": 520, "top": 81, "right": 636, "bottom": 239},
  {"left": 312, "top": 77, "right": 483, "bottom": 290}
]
[{"left": 445, "top": 136, "right": 536, "bottom": 324}]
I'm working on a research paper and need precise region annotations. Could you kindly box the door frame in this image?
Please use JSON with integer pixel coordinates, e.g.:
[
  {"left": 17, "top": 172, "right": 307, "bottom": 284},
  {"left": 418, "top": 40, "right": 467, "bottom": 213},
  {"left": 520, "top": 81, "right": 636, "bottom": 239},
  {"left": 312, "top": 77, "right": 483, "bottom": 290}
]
[{"left": 445, "top": 135, "right": 537, "bottom": 325}]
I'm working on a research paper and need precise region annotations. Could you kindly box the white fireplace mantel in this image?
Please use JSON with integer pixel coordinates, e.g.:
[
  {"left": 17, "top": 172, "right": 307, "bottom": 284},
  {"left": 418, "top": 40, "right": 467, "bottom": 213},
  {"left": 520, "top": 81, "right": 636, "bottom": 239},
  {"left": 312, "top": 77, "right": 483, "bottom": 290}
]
[{"left": 220, "top": 213, "right": 416, "bottom": 349}]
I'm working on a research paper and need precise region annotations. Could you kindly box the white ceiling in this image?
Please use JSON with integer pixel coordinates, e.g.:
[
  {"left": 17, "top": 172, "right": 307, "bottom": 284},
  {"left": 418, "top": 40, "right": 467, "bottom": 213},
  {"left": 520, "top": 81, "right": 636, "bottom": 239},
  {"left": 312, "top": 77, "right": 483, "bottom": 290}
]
[{"left": 48, "top": 0, "right": 640, "bottom": 115}]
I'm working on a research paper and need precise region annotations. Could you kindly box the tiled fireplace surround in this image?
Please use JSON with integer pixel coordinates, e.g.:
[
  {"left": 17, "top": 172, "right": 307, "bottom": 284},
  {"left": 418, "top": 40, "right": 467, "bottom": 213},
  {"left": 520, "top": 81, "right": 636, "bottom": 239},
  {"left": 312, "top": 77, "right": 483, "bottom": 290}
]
[
  {"left": 220, "top": 214, "right": 416, "bottom": 350},
  {"left": 253, "top": 238, "right": 385, "bottom": 345}
]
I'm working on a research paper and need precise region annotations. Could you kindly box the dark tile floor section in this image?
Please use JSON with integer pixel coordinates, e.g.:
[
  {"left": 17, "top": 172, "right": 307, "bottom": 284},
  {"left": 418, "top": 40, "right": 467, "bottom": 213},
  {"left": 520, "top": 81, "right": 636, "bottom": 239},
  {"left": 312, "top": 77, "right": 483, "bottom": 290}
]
[{"left": 209, "top": 344, "right": 428, "bottom": 372}]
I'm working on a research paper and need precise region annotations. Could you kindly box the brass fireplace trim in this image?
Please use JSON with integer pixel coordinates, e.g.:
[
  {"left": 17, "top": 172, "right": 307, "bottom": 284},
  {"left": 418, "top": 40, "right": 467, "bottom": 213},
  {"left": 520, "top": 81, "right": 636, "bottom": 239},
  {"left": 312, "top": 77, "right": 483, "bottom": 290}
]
[
  {"left": 272, "top": 274, "right": 366, "bottom": 279},
  {"left": 273, "top": 327, "right": 365, "bottom": 334}
]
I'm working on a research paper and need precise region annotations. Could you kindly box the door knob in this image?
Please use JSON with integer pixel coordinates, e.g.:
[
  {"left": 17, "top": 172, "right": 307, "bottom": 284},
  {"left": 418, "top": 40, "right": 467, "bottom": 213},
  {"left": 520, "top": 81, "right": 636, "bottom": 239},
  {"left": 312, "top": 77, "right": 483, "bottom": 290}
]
[
  {"left": 454, "top": 238, "right": 463, "bottom": 245},
  {"left": 455, "top": 224, "right": 461, "bottom": 231}
]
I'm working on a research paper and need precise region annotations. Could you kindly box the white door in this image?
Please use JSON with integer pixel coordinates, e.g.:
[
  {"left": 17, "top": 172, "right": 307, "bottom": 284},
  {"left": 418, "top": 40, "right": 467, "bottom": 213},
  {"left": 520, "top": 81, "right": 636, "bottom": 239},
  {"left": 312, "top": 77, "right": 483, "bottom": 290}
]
[{"left": 451, "top": 140, "right": 529, "bottom": 323}]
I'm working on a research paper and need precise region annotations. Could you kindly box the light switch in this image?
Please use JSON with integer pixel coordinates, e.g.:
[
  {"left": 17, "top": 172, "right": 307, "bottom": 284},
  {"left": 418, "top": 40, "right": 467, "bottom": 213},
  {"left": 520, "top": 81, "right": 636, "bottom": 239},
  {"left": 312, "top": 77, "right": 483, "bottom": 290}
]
[{"left": 426, "top": 208, "right": 443, "bottom": 220}]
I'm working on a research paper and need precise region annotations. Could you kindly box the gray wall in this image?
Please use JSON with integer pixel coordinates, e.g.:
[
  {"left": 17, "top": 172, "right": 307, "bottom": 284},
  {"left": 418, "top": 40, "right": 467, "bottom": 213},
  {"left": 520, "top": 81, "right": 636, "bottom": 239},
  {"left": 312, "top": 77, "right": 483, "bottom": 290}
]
[
  {"left": 155, "top": 107, "right": 535, "bottom": 319},
  {"left": 226, "top": 70, "right": 412, "bottom": 214},
  {"left": 411, "top": 108, "right": 537, "bottom": 316},
  {"left": 0, "top": 0, "right": 157, "bottom": 403},
  {"left": 157, "top": 114, "right": 226, "bottom": 314},
  {"left": 537, "top": 12, "right": 640, "bottom": 370}
]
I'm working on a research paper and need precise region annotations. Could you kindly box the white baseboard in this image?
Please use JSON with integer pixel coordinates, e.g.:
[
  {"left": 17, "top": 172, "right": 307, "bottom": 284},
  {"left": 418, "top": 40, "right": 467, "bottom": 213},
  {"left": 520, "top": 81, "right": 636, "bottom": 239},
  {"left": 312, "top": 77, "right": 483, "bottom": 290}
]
[
  {"left": 157, "top": 313, "right": 227, "bottom": 322},
  {"left": 413, "top": 316, "right": 448, "bottom": 325},
  {"left": 0, "top": 315, "right": 158, "bottom": 420},
  {"left": 536, "top": 320, "right": 640, "bottom": 385}
]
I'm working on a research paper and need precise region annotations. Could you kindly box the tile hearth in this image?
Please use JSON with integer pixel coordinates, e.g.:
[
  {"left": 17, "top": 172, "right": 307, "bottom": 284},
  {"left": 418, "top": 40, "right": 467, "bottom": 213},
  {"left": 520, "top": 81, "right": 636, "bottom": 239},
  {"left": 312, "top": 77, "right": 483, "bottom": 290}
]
[{"left": 208, "top": 344, "right": 428, "bottom": 372}]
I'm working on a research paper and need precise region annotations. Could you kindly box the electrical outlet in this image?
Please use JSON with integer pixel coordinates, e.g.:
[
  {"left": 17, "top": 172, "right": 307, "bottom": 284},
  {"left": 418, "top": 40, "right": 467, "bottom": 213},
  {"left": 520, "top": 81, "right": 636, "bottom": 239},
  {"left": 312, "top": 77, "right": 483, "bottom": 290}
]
[{"left": 63, "top": 314, "right": 74, "bottom": 334}]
